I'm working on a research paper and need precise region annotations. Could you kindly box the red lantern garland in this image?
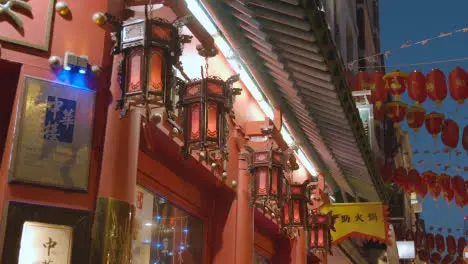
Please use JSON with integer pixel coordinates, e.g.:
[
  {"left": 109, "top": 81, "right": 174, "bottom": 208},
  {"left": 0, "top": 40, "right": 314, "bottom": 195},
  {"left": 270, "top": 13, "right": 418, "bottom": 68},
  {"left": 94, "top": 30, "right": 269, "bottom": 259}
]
[
  {"left": 436, "top": 233, "right": 446, "bottom": 254},
  {"left": 441, "top": 119, "right": 460, "bottom": 151},
  {"left": 457, "top": 237, "right": 466, "bottom": 255},
  {"left": 415, "top": 173, "right": 428, "bottom": 198},
  {"left": 383, "top": 70, "right": 408, "bottom": 101},
  {"left": 438, "top": 173, "right": 453, "bottom": 204},
  {"left": 463, "top": 125, "right": 468, "bottom": 155},
  {"left": 425, "top": 112, "right": 445, "bottom": 139},
  {"left": 426, "top": 68, "right": 448, "bottom": 105},
  {"left": 406, "top": 106, "right": 426, "bottom": 133},
  {"left": 386, "top": 101, "right": 408, "bottom": 129},
  {"left": 441, "top": 254, "right": 453, "bottom": 264},
  {"left": 405, "top": 169, "right": 419, "bottom": 193},
  {"left": 430, "top": 252, "right": 442, "bottom": 263},
  {"left": 452, "top": 175, "right": 467, "bottom": 208},
  {"left": 427, "top": 233, "right": 435, "bottom": 252},
  {"left": 393, "top": 167, "right": 408, "bottom": 188},
  {"left": 370, "top": 72, "right": 388, "bottom": 110},
  {"left": 407, "top": 70, "right": 427, "bottom": 105},
  {"left": 447, "top": 235, "right": 457, "bottom": 256},
  {"left": 448, "top": 66, "right": 468, "bottom": 104},
  {"left": 423, "top": 171, "right": 441, "bottom": 200}
]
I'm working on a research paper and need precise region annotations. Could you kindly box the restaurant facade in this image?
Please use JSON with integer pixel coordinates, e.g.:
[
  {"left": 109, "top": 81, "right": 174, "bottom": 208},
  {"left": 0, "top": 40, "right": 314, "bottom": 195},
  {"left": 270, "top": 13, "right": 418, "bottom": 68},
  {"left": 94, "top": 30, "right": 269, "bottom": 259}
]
[{"left": 0, "top": 0, "right": 394, "bottom": 263}]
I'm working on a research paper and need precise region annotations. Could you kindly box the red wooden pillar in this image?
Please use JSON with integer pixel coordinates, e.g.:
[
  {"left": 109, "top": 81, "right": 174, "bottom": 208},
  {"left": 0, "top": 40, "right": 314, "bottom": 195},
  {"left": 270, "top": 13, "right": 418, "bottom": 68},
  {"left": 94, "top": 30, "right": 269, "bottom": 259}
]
[
  {"left": 236, "top": 150, "right": 254, "bottom": 263},
  {"left": 89, "top": 53, "right": 141, "bottom": 263},
  {"left": 291, "top": 229, "right": 307, "bottom": 264}
]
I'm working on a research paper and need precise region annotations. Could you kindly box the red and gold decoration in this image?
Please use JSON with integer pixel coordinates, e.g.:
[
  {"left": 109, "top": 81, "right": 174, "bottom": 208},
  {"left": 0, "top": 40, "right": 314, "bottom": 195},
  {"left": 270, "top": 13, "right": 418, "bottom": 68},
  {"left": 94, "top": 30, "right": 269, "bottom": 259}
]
[
  {"left": 441, "top": 119, "right": 460, "bottom": 151},
  {"left": 426, "top": 233, "right": 435, "bottom": 253},
  {"left": 406, "top": 106, "right": 426, "bottom": 133},
  {"left": 370, "top": 72, "right": 388, "bottom": 110},
  {"left": 426, "top": 68, "right": 448, "bottom": 105},
  {"left": 306, "top": 212, "right": 337, "bottom": 254},
  {"left": 448, "top": 66, "right": 468, "bottom": 105},
  {"left": 431, "top": 252, "right": 442, "bottom": 263},
  {"left": 425, "top": 112, "right": 445, "bottom": 140},
  {"left": 383, "top": 70, "right": 408, "bottom": 101},
  {"left": 442, "top": 254, "right": 454, "bottom": 264},
  {"left": 407, "top": 70, "right": 427, "bottom": 105},
  {"left": 245, "top": 147, "right": 290, "bottom": 220},
  {"left": 435, "top": 233, "right": 446, "bottom": 253},
  {"left": 447, "top": 234, "right": 457, "bottom": 256},
  {"left": 353, "top": 71, "right": 371, "bottom": 91},
  {"left": 282, "top": 181, "right": 310, "bottom": 237},
  {"left": 113, "top": 9, "right": 191, "bottom": 118},
  {"left": 451, "top": 175, "right": 467, "bottom": 208},
  {"left": 386, "top": 101, "right": 408, "bottom": 129},
  {"left": 177, "top": 46, "right": 241, "bottom": 162},
  {"left": 320, "top": 202, "right": 390, "bottom": 245}
]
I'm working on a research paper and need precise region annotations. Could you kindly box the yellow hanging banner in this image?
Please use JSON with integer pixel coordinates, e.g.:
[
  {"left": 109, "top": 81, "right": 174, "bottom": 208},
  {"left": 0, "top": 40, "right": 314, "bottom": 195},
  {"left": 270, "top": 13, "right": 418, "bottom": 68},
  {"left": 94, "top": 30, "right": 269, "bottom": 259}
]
[{"left": 320, "top": 202, "right": 390, "bottom": 245}]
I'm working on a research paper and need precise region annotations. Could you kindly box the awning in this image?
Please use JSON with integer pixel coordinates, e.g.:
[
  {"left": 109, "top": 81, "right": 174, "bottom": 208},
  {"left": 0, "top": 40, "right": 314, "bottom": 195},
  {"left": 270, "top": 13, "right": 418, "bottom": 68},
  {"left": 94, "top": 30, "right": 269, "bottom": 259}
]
[{"left": 201, "top": 0, "right": 387, "bottom": 201}]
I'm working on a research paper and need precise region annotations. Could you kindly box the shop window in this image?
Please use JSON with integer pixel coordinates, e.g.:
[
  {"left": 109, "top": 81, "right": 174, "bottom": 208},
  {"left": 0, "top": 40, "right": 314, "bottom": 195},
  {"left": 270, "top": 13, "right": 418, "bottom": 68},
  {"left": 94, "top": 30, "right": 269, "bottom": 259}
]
[
  {"left": 132, "top": 186, "right": 203, "bottom": 264},
  {"left": 0, "top": 59, "right": 21, "bottom": 165},
  {"left": 254, "top": 252, "right": 271, "bottom": 264}
]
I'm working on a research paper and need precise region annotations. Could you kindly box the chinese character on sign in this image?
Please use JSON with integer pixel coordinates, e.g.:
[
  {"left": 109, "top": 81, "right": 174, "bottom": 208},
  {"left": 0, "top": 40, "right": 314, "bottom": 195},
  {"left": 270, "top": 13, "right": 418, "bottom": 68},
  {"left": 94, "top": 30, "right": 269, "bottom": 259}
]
[
  {"left": 43, "top": 237, "right": 57, "bottom": 256},
  {"left": 367, "top": 212, "right": 378, "bottom": 222},
  {"left": 340, "top": 214, "right": 351, "bottom": 223},
  {"left": 355, "top": 214, "right": 365, "bottom": 222},
  {"left": 43, "top": 96, "right": 76, "bottom": 143}
]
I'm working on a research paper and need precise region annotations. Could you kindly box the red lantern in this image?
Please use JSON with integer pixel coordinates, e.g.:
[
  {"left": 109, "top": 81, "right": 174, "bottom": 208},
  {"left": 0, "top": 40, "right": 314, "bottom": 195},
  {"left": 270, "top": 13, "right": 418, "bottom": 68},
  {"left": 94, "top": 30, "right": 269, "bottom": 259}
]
[
  {"left": 452, "top": 175, "right": 467, "bottom": 207},
  {"left": 418, "top": 250, "right": 429, "bottom": 261},
  {"left": 415, "top": 173, "right": 428, "bottom": 198},
  {"left": 425, "top": 112, "right": 445, "bottom": 138},
  {"left": 386, "top": 101, "right": 408, "bottom": 129},
  {"left": 373, "top": 103, "right": 385, "bottom": 123},
  {"left": 407, "top": 70, "right": 427, "bottom": 105},
  {"left": 383, "top": 70, "right": 408, "bottom": 101},
  {"left": 448, "top": 66, "right": 468, "bottom": 104},
  {"left": 447, "top": 235, "right": 457, "bottom": 256},
  {"left": 282, "top": 183, "right": 308, "bottom": 231},
  {"left": 463, "top": 125, "right": 468, "bottom": 154},
  {"left": 438, "top": 173, "right": 453, "bottom": 204},
  {"left": 406, "top": 106, "right": 426, "bottom": 133},
  {"left": 392, "top": 167, "right": 407, "bottom": 187},
  {"left": 441, "top": 119, "right": 460, "bottom": 150},
  {"left": 457, "top": 237, "right": 466, "bottom": 255},
  {"left": 378, "top": 160, "right": 394, "bottom": 183},
  {"left": 426, "top": 68, "right": 448, "bottom": 105},
  {"left": 405, "top": 169, "right": 419, "bottom": 193},
  {"left": 436, "top": 233, "right": 446, "bottom": 253},
  {"left": 370, "top": 72, "right": 388, "bottom": 110},
  {"left": 453, "top": 255, "right": 465, "bottom": 264},
  {"left": 441, "top": 254, "right": 454, "bottom": 264},
  {"left": 427, "top": 233, "right": 435, "bottom": 252},
  {"left": 423, "top": 171, "right": 441, "bottom": 200},
  {"left": 431, "top": 252, "right": 442, "bottom": 263}
]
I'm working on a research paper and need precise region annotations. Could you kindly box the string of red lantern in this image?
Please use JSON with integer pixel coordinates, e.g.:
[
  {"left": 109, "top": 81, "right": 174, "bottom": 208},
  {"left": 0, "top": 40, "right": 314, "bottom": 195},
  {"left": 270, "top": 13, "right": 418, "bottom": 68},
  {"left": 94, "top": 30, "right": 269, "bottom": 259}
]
[
  {"left": 379, "top": 165, "right": 468, "bottom": 208},
  {"left": 416, "top": 232, "right": 467, "bottom": 263}
]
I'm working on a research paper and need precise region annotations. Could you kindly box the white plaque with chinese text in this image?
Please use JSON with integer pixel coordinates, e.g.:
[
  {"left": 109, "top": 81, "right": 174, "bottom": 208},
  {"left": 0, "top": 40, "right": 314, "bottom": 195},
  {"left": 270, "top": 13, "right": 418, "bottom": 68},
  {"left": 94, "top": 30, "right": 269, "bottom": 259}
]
[
  {"left": 18, "top": 222, "right": 73, "bottom": 264},
  {"left": 9, "top": 76, "right": 95, "bottom": 191}
]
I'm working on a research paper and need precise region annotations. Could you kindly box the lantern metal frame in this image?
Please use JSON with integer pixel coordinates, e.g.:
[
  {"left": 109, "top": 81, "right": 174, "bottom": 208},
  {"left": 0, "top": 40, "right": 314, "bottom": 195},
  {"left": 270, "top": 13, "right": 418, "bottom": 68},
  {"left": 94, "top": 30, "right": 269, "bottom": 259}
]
[
  {"left": 306, "top": 211, "right": 337, "bottom": 254},
  {"left": 245, "top": 147, "right": 291, "bottom": 220},
  {"left": 108, "top": 7, "right": 192, "bottom": 118},
  {"left": 177, "top": 46, "right": 241, "bottom": 163}
]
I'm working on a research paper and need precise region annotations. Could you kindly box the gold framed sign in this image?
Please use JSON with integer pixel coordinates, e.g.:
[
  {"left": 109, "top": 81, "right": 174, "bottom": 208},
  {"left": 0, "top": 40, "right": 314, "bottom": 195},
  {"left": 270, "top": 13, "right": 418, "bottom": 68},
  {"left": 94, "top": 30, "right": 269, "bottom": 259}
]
[{"left": 9, "top": 76, "right": 95, "bottom": 191}]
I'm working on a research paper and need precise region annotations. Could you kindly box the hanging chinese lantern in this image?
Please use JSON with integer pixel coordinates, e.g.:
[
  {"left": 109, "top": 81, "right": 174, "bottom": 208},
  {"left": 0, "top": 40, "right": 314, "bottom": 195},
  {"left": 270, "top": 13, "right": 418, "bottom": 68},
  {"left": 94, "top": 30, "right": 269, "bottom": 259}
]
[
  {"left": 452, "top": 175, "right": 467, "bottom": 208},
  {"left": 448, "top": 66, "right": 468, "bottom": 104},
  {"left": 438, "top": 173, "right": 453, "bottom": 204},
  {"left": 426, "top": 68, "right": 448, "bottom": 105},
  {"left": 406, "top": 106, "right": 426, "bottom": 133},
  {"left": 116, "top": 10, "right": 190, "bottom": 117},
  {"left": 427, "top": 233, "right": 435, "bottom": 252},
  {"left": 383, "top": 69, "right": 408, "bottom": 101},
  {"left": 415, "top": 172, "right": 428, "bottom": 198},
  {"left": 447, "top": 235, "right": 457, "bottom": 256},
  {"left": 418, "top": 250, "right": 429, "bottom": 262},
  {"left": 392, "top": 167, "right": 407, "bottom": 188},
  {"left": 430, "top": 252, "right": 442, "bottom": 263},
  {"left": 178, "top": 46, "right": 241, "bottom": 161},
  {"left": 436, "top": 233, "right": 446, "bottom": 253},
  {"left": 373, "top": 103, "right": 385, "bottom": 124},
  {"left": 386, "top": 101, "right": 408, "bottom": 129},
  {"left": 246, "top": 148, "right": 290, "bottom": 218},
  {"left": 453, "top": 255, "right": 465, "bottom": 264},
  {"left": 463, "top": 125, "right": 468, "bottom": 155},
  {"left": 405, "top": 169, "right": 419, "bottom": 193},
  {"left": 370, "top": 71, "right": 388, "bottom": 110},
  {"left": 441, "top": 119, "right": 460, "bottom": 151},
  {"left": 306, "top": 212, "right": 337, "bottom": 254},
  {"left": 407, "top": 70, "right": 427, "bottom": 105},
  {"left": 423, "top": 171, "right": 440, "bottom": 200},
  {"left": 378, "top": 160, "right": 394, "bottom": 183},
  {"left": 457, "top": 237, "right": 466, "bottom": 255},
  {"left": 425, "top": 112, "right": 445, "bottom": 139},
  {"left": 282, "top": 182, "right": 309, "bottom": 237},
  {"left": 441, "top": 254, "right": 454, "bottom": 264}
]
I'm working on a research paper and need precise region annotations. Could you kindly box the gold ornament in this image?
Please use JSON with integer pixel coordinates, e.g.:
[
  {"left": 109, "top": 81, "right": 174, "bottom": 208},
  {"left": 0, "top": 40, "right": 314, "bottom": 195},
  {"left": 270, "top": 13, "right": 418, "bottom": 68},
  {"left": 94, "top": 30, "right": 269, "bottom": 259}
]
[
  {"left": 231, "top": 180, "right": 237, "bottom": 189},
  {"left": 55, "top": 2, "right": 69, "bottom": 16},
  {"left": 48, "top": 56, "right": 62, "bottom": 69},
  {"left": 92, "top": 12, "right": 106, "bottom": 25}
]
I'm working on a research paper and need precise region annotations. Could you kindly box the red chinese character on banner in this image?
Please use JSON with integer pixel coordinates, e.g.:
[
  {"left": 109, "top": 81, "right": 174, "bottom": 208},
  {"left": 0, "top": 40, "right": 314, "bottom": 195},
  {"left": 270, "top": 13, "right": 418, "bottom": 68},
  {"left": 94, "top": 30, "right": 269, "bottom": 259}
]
[{"left": 136, "top": 191, "right": 144, "bottom": 209}]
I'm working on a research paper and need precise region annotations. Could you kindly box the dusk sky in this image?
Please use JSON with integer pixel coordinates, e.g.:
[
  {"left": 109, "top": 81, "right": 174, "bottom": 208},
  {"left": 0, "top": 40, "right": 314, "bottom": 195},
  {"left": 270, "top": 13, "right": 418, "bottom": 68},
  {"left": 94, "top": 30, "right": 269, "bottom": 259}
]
[{"left": 380, "top": 0, "right": 468, "bottom": 248}]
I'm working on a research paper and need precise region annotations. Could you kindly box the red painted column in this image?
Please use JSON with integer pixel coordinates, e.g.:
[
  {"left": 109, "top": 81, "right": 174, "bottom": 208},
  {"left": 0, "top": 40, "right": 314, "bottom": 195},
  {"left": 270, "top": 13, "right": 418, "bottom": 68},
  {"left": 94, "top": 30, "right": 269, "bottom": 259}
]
[
  {"left": 292, "top": 230, "right": 307, "bottom": 264},
  {"left": 89, "top": 54, "right": 141, "bottom": 263},
  {"left": 236, "top": 150, "right": 254, "bottom": 264}
]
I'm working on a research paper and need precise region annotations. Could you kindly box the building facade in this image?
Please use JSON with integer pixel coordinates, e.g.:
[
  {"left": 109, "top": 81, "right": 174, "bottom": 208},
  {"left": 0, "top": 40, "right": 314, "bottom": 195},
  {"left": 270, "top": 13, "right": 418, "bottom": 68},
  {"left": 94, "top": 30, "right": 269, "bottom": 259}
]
[{"left": 0, "top": 0, "right": 392, "bottom": 263}]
